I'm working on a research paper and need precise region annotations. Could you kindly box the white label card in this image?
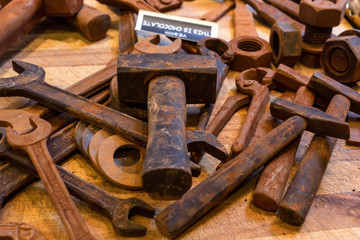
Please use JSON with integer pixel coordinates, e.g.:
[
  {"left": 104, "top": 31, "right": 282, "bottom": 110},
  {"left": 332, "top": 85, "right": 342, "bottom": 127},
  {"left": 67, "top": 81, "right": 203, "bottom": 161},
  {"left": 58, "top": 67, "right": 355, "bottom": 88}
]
[{"left": 135, "top": 10, "right": 219, "bottom": 42}]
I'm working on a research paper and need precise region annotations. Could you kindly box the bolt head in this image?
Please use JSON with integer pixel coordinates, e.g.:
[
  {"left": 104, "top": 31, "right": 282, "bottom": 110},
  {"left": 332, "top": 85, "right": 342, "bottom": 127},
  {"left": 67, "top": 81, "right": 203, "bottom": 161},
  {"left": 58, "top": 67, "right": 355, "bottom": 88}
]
[
  {"left": 299, "top": 0, "right": 346, "bottom": 28},
  {"left": 270, "top": 21, "right": 302, "bottom": 67},
  {"left": 320, "top": 35, "right": 360, "bottom": 83}
]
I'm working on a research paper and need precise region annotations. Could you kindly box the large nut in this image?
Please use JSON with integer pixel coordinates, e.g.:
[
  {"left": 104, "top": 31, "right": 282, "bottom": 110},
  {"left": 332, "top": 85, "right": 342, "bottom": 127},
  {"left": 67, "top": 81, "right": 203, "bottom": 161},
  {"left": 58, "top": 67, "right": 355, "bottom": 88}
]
[
  {"left": 320, "top": 35, "right": 360, "bottom": 83},
  {"left": 299, "top": 0, "right": 346, "bottom": 28},
  {"left": 270, "top": 21, "right": 302, "bottom": 67},
  {"left": 229, "top": 36, "right": 272, "bottom": 72}
]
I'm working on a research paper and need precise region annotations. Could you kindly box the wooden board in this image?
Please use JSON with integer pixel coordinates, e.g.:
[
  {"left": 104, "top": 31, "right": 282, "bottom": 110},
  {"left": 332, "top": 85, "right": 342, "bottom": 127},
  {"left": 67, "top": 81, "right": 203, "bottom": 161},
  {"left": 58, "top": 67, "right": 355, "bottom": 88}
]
[{"left": 0, "top": 0, "right": 360, "bottom": 239}]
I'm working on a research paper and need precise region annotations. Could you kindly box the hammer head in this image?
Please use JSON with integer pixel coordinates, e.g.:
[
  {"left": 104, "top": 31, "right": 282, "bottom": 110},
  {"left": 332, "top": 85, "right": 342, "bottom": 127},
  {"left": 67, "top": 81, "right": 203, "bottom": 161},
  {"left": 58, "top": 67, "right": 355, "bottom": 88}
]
[
  {"left": 117, "top": 54, "right": 218, "bottom": 104},
  {"left": 0, "top": 61, "right": 44, "bottom": 95},
  {"left": 43, "top": 0, "right": 83, "bottom": 16},
  {"left": 308, "top": 71, "right": 360, "bottom": 114},
  {"left": 270, "top": 98, "right": 350, "bottom": 139}
]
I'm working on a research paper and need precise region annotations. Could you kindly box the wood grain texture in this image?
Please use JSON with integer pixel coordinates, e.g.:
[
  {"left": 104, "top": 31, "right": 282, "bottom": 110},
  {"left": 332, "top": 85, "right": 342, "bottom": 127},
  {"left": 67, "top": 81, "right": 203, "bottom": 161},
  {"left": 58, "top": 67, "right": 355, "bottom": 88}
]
[{"left": 0, "top": 0, "right": 359, "bottom": 239}]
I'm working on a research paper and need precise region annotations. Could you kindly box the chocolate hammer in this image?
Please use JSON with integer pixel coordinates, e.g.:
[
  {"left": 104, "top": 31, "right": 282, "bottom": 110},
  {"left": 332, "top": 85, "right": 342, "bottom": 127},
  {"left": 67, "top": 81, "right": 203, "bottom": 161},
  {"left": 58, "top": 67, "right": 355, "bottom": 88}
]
[
  {"left": 0, "top": 0, "right": 83, "bottom": 56},
  {"left": 275, "top": 72, "right": 357, "bottom": 225},
  {"left": 117, "top": 54, "right": 218, "bottom": 200},
  {"left": 154, "top": 98, "right": 349, "bottom": 238}
]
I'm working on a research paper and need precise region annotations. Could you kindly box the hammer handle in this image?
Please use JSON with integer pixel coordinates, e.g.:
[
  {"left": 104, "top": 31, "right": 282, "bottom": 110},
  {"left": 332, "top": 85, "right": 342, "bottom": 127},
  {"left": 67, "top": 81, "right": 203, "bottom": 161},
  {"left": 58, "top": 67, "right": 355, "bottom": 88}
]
[
  {"left": 143, "top": 76, "right": 192, "bottom": 200},
  {"left": 0, "top": 0, "right": 43, "bottom": 57},
  {"left": 63, "top": 4, "right": 111, "bottom": 42},
  {"left": 155, "top": 115, "right": 307, "bottom": 238},
  {"left": 278, "top": 94, "right": 351, "bottom": 225}
]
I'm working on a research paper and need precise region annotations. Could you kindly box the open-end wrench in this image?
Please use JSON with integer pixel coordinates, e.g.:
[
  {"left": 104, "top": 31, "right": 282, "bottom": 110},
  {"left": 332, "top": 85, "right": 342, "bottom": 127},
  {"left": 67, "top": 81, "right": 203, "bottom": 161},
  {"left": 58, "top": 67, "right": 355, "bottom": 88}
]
[
  {"left": 133, "top": 34, "right": 182, "bottom": 54},
  {"left": 0, "top": 61, "right": 228, "bottom": 162},
  {"left": 3, "top": 117, "right": 94, "bottom": 240},
  {"left": 0, "top": 128, "right": 155, "bottom": 237},
  {"left": 0, "top": 61, "right": 148, "bottom": 146},
  {"left": 0, "top": 57, "right": 116, "bottom": 134},
  {"left": 0, "top": 85, "right": 109, "bottom": 209}
]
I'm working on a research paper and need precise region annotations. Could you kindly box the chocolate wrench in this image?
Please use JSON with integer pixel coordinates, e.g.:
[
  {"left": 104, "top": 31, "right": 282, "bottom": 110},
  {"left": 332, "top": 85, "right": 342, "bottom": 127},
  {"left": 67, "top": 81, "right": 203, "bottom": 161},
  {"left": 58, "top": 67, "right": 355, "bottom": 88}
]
[
  {"left": 0, "top": 60, "right": 148, "bottom": 146},
  {"left": 3, "top": 117, "right": 94, "bottom": 240},
  {"left": 0, "top": 127, "right": 155, "bottom": 237},
  {"left": 0, "top": 61, "right": 228, "bottom": 161}
]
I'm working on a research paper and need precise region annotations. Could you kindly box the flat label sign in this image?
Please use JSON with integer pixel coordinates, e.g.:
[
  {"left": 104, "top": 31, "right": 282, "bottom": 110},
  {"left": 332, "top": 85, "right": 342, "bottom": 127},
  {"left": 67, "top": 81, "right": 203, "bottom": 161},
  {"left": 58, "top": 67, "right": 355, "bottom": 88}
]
[{"left": 135, "top": 10, "right": 219, "bottom": 42}]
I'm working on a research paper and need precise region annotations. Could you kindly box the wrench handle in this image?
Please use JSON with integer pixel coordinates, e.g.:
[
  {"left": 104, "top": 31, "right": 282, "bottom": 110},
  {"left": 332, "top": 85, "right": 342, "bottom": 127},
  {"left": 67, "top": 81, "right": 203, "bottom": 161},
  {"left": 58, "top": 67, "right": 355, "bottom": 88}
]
[
  {"left": 155, "top": 116, "right": 307, "bottom": 238},
  {"left": 0, "top": 0, "right": 43, "bottom": 57},
  {"left": 22, "top": 62, "right": 116, "bottom": 119},
  {"left": 23, "top": 141, "right": 94, "bottom": 240},
  {"left": 0, "top": 125, "right": 76, "bottom": 207},
  {"left": 15, "top": 81, "right": 148, "bottom": 146},
  {"left": 4, "top": 148, "right": 118, "bottom": 220}
]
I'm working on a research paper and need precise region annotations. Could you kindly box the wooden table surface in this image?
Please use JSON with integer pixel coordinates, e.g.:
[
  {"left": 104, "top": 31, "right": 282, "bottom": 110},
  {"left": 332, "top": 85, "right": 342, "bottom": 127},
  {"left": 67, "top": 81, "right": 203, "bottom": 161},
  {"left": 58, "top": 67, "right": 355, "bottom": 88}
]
[{"left": 0, "top": 0, "right": 360, "bottom": 239}]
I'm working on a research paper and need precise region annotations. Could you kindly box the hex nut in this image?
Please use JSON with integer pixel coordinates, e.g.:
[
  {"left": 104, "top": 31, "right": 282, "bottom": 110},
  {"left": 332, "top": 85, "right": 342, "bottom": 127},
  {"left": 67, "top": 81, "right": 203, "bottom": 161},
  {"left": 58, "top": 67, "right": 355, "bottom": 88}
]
[
  {"left": 229, "top": 36, "right": 272, "bottom": 72},
  {"left": 299, "top": 0, "right": 346, "bottom": 28},
  {"left": 270, "top": 21, "right": 302, "bottom": 67},
  {"left": 320, "top": 35, "right": 360, "bottom": 83}
]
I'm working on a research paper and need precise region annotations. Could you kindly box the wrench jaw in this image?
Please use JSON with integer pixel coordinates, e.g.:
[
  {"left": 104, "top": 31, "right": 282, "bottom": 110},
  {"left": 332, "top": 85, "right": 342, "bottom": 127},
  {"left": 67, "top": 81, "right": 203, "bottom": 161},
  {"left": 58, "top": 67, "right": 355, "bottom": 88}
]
[
  {"left": 111, "top": 198, "right": 155, "bottom": 237},
  {"left": 5, "top": 116, "right": 52, "bottom": 148},
  {"left": 134, "top": 35, "right": 182, "bottom": 54},
  {"left": 0, "top": 61, "right": 45, "bottom": 91},
  {"left": 186, "top": 130, "right": 228, "bottom": 162}
]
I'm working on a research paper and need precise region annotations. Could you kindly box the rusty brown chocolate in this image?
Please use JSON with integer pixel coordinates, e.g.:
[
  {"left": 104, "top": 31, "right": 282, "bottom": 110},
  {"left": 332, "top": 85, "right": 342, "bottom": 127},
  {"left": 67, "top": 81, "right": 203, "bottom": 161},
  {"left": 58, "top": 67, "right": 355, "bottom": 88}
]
[
  {"left": 154, "top": 92, "right": 350, "bottom": 238},
  {"left": 320, "top": 32, "right": 360, "bottom": 83},
  {"left": 0, "top": 0, "right": 83, "bottom": 57},
  {"left": 299, "top": 0, "right": 346, "bottom": 67},
  {"left": 118, "top": 9, "right": 137, "bottom": 53},
  {"left": 1, "top": 126, "right": 155, "bottom": 237},
  {"left": 242, "top": 0, "right": 302, "bottom": 67},
  {"left": 97, "top": 0, "right": 158, "bottom": 13},
  {"left": 231, "top": 77, "right": 270, "bottom": 156},
  {"left": 191, "top": 67, "right": 274, "bottom": 163},
  {"left": 278, "top": 94, "right": 350, "bottom": 225},
  {"left": 63, "top": 4, "right": 111, "bottom": 42},
  {"left": 253, "top": 86, "right": 315, "bottom": 211},
  {"left": 230, "top": 0, "right": 272, "bottom": 71},
  {"left": 118, "top": 54, "right": 218, "bottom": 200},
  {"left": 145, "top": 0, "right": 182, "bottom": 12},
  {"left": 200, "top": 0, "right": 234, "bottom": 22},
  {"left": 155, "top": 116, "right": 309, "bottom": 238},
  {"left": 0, "top": 222, "right": 44, "bottom": 240},
  {"left": 263, "top": 0, "right": 301, "bottom": 22},
  {"left": 5, "top": 117, "right": 95, "bottom": 240}
]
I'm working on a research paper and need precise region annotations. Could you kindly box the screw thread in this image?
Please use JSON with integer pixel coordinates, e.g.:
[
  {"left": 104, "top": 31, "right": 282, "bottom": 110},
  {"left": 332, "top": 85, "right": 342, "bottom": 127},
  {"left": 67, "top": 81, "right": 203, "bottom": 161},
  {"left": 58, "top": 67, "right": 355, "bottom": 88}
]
[{"left": 303, "top": 25, "right": 333, "bottom": 45}]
